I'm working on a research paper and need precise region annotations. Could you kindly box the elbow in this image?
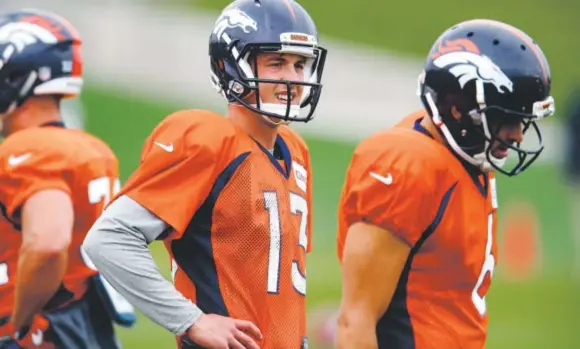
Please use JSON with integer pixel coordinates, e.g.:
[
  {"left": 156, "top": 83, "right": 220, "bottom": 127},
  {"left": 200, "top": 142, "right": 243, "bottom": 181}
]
[
  {"left": 336, "top": 309, "right": 378, "bottom": 349},
  {"left": 82, "top": 227, "right": 102, "bottom": 261},
  {"left": 337, "top": 308, "right": 376, "bottom": 333},
  {"left": 337, "top": 310, "right": 356, "bottom": 332}
]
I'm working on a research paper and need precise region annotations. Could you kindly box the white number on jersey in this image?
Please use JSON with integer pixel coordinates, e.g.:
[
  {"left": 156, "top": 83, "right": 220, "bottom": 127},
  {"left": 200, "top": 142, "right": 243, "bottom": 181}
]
[
  {"left": 472, "top": 213, "right": 495, "bottom": 316},
  {"left": 0, "top": 262, "right": 8, "bottom": 286},
  {"left": 88, "top": 176, "right": 121, "bottom": 210},
  {"left": 264, "top": 191, "right": 308, "bottom": 295}
]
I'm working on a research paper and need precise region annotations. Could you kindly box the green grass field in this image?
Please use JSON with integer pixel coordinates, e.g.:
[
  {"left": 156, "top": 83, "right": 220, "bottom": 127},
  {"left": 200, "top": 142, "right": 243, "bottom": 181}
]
[{"left": 81, "top": 85, "right": 579, "bottom": 349}]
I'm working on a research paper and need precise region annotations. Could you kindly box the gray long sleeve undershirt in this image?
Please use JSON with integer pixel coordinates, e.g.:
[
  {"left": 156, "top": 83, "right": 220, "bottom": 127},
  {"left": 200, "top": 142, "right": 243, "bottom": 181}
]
[{"left": 82, "top": 195, "right": 202, "bottom": 335}]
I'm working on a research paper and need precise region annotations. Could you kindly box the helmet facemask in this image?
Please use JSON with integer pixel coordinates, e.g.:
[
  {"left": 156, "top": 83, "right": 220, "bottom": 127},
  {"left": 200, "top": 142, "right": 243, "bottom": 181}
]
[
  {"left": 211, "top": 36, "right": 327, "bottom": 124},
  {"left": 422, "top": 77, "right": 555, "bottom": 176}
]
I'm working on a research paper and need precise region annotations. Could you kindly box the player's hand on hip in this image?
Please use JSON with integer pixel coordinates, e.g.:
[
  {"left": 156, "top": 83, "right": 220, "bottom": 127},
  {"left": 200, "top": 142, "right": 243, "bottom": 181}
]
[
  {"left": 186, "top": 314, "right": 262, "bottom": 349},
  {"left": 0, "top": 315, "right": 52, "bottom": 349}
]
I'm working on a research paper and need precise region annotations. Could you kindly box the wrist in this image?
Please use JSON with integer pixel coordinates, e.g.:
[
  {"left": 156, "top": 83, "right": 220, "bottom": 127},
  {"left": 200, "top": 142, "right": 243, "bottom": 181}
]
[
  {"left": 180, "top": 311, "right": 204, "bottom": 336},
  {"left": 187, "top": 312, "right": 204, "bottom": 329},
  {"left": 9, "top": 313, "right": 32, "bottom": 332}
]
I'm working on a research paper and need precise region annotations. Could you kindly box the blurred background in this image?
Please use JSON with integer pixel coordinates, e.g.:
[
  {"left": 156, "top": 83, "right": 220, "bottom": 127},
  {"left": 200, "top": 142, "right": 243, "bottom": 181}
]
[{"left": 3, "top": 0, "right": 579, "bottom": 348}]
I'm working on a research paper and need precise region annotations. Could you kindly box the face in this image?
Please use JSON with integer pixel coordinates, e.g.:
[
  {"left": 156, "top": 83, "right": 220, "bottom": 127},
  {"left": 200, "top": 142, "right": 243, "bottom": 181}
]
[
  {"left": 249, "top": 52, "right": 307, "bottom": 107},
  {"left": 0, "top": 107, "right": 18, "bottom": 137},
  {"left": 486, "top": 116, "right": 525, "bottom": 160}
]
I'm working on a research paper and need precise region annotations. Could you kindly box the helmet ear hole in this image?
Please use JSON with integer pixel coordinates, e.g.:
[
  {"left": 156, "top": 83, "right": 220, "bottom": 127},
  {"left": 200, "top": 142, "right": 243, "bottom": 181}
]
[
  {"left": 437, "top": 94, "right": 463, "bottom": 120},
  {"left": 451, "top": 105, "right": 462, "bottom": 120}
]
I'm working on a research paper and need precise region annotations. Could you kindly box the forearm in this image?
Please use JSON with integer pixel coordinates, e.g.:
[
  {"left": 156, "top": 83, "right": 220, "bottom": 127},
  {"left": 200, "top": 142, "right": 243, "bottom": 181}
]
[
  {"left": 83, "top": 195, "right": 202, "bottom": 335},
  {"left": 12, "top": 189, "right": 73, "bottom": 328},
  {"left": 11, "top": 249, "right": 67, "bottom": 328}
]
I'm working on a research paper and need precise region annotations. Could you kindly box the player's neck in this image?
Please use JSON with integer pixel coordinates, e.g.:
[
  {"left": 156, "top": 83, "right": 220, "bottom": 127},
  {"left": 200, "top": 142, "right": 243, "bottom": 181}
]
[
  {"left": 4, "top": 97, "right": 62, "bottom": 136},
  {"left": 228, "top": 104, "right": 278, "bottom": 149},
  {"left": 420, "top": 115, "right": 446, "bottom": 145}
]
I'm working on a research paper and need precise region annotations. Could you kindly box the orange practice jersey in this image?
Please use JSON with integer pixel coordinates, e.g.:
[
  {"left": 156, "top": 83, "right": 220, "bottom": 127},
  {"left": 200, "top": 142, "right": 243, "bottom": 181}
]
[
  {"left": 0, "top": 125, "right": 119, "bottom": 318},
  {"left": 338, "top": 112, "right": 498, "bottom": 349},
  {"left": 117, "top": 110, "right": 313, "bottom": 349}
]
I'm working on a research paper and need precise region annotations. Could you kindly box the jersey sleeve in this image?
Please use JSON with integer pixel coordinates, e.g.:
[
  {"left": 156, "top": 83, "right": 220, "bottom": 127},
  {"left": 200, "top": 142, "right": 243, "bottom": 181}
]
[
  {"left": 0, "top": 148, "right": 71, "bottom": 220},
  {"left": 340, "top": 142, "right": 440, "bottom": 247},
  {"left": 120, "top": 111, "right": 229, "bottom": 239}
]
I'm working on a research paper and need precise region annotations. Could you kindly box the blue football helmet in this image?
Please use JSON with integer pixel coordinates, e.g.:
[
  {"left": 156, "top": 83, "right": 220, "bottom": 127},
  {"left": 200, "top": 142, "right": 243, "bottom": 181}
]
[
  {"left": 209, "top": 0, "right": 327, "bottom": 123},
  {"left": 0, "top": 9, "right": 83, "bottom": 115},
  {"left": 418, "top": 19, "right": 554, "bottom": 176}
]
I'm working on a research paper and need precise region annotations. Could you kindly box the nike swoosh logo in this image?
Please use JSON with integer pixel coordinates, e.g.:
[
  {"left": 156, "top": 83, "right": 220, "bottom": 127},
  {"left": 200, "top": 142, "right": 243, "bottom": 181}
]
[
  {"left": 8, "top": 153, "right": 31, "bottom": 166},
  {"left": 370, "top": 171, "right": 393, "bottom": 185},
  {"left": 153, "top": 142, "right": 174, "bottom": 152}
]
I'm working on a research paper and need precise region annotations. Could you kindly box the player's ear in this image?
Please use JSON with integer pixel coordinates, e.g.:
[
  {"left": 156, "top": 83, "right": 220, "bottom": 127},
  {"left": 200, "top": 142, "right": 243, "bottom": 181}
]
[
  {"left": 438, "top": 94, "right": 468, "bottom": 121},
  {"left": 451, "top": 106, "right": 462, "bottom": 120}
]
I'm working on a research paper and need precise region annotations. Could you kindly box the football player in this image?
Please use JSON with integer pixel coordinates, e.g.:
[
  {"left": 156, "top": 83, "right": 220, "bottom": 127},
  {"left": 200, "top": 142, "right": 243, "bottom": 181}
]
[
  {"left": 82, "top": 0, "right": 326, "bottom": 348},
  {"left": 0, "top": 9, "right": 131, "bottom": 349},
  {"left": 336, "top": 19, "right": 554, "bottom": 349}
]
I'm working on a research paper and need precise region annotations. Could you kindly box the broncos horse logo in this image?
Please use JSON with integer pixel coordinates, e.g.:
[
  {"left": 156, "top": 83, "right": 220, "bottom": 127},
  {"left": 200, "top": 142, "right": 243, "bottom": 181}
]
[
  {"left": 213, "top": 7, "right": 258, "bottom": 39},
  {"left": 433, "top": 50, "right": 514, "bottom": 94},
  {"left": 0, "top": 22, "right": 58, "bottom": 70}
]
